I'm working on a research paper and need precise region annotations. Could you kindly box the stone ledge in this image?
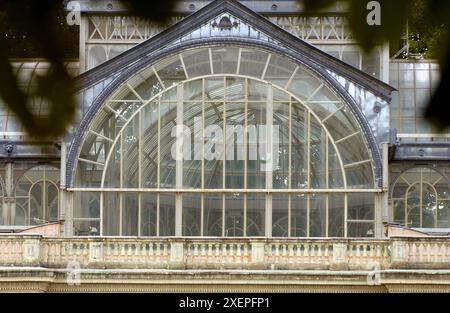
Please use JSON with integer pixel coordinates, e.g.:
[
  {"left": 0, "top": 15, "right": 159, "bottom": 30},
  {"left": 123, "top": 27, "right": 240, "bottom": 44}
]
[{"left": 1, "top": 268, "right": 450, "bottom": 293}]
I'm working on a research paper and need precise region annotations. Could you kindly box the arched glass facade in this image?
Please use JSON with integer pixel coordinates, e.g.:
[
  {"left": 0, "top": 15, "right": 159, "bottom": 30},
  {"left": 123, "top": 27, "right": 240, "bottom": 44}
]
[
  {"left": 73, "top": 45, "right": 378, "bottom": 237},
  {"left": 14, "top": 166, "right": 60, "bottom": 226},
  {"left": 392, "top": 167, "right": 450, "bottom": 229}
]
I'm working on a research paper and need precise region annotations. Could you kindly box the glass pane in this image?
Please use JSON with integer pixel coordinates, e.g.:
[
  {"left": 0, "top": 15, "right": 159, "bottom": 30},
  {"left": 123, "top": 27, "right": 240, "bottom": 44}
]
[
  {"left": 291, "top": 101, "right": 307, "bottom": 188},
  {"left": 211, "top": 47, "right": 239, "bottom": 74},
  {"left": 437, "top": 200, "right": 450, "bottom": 228},
  {"left": 30, "top": 184, "right": 43, "bottom": 224},
  {"left": 204, "top": 193, "right": 222, "bottom": 236},
  {"left": 310, "top": 117, "right": 327, "bottom": 188},
  {"left": 47, "top": 183, "right": 59, "bottom": 222},
  {"left": 225, "top": 102, "right": 245, "bottom": 189},
  {"left": 154, "top": 55, "right": 186, "bottom": 86},
  {"left": 273, "top": 101, "right": 290, "bottom": 189},
  {"left": 272, "top": 195, "right": 289, "bottom": 237},
  {"left": 329, "top": 194, "right": 344, "bottom": 237},
  {"left": 288, "top": 69, "right": 322, "bottom": 101},
  {"left": 337, "top": 135, "right": 370, "bottom": 165},
  {"left": 141, "top": 102, "right": 159, "bottom": 188},
  {"left": 348, "top": 193, "right": 375, "bottom": 220},
  {"left": 103, "top": 192, "right": 120, "bottom": 235},
  {"left": 247, "top": 102, "right": 266, "bottom": 189},
  {"left": 123, "top": 193, "right": 138, "bottom": 236},
  {"left": 104, "top": 138, "right": 121, "bottom": 188},
  {"left": 328, "top": 143, "right": 344, "bottom": 188},
  {"left": 323, "top": 107, "right": 359, "bottom": 141},
  {"left": 141, "top": 193, "right": 157, "bottom": 236},
  {"left": 15, "top": 198, "right": 28, "bottom": 226},
  {"left": 183, "top": 193, "right": 201, "bottom": 236},
  {"left": 159, "top": 193, "right": 175, "bottom": 236},
  {"left": 310, "top": 194, "right": 326, "bottom": 237},
  {"left": 265, "top": 54, "right": 296, "bottom": 87},
  {"left": 247, "top": 193, "right": 265, "bottom": 236},
  {"left": 348, "top": 222, "right": 375, "bottom": 237},
  {"left": 406, "top": 183, "right": 421, "bottom": 227},
  {"left": 291, "top": 194, "right": 307, "bottom": 237},
  {"left": 225, "top": 193, "right": 244, "bottom": 237},
  {"left": 204, "top": 93, "right": 224, "bottom": 188},
  {"left": 123, "top": 123, "right": 139, "bottom": 188},
  {"left": 239, "top": 49, "right": 267, "bottom": 77},
  {"left": 346, "top": 163, "right": 374, "bottom": 189},
  {"left": 422, "top": 183, "right": 436, "bottom": 228},
  {"left": 393, "top": 200, "right": 405, "bottom": 225},
  {"left": 183, "top": 49, "right": 211, "bottom": 77},
  {"left": 183, "top": 101, "right": 202, "bottom": 189},
  {"left": 74, "top": 220, "right": 100, "bottom": 236},
  {"left": 159, "top": 102, "right": 177, "bottom": 188}
]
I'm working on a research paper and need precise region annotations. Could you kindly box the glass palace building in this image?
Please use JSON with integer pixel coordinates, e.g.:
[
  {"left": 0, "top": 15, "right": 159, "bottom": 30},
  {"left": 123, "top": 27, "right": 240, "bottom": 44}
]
[{"left": 0, "top": 0, "right": 449, "bottom": 293}]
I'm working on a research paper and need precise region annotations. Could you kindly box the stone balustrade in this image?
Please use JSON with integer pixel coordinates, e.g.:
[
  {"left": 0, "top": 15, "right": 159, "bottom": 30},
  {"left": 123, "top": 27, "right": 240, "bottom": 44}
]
[{"left": 1, "top": 235, "right": 449, "bottom": 270}]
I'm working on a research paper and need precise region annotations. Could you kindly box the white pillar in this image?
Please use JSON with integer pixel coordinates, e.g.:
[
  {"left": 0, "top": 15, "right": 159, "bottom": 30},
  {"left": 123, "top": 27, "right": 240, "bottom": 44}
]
[
  {"left": 64, "top": 192, "right": 74, "bottom": 237},
  {"left": 79, "top": 15, "right": 88, "bottom": 73},
  {"left": 382, "top": 143, "right": 390, "bottom": 222},
  {"left": 5, "top": 163, "right": 14, "bottom": 225}
]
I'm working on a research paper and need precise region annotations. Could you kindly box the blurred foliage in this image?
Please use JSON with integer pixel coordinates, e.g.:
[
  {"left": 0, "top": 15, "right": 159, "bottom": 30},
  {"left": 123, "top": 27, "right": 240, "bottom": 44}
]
[
  {"left": 0, "top": 0, "right": 449, "bottom": 140},
  {"left": 303, "top": 0, "right": 450, "bottom": 130},
  {"left": 0, "top": 2, "right": 78, "bottom": 58},
  {"left": 0, "top": 0, "right": 78, "bottom": 139},
  {"left": 401, "top": 0, "right": 448, "bottom": 60}
]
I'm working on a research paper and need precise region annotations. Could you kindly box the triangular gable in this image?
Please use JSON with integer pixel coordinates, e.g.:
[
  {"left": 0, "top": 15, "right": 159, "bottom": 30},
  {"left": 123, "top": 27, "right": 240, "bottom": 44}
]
[{"left": 74, "top": 0, "right": 394, "bottom": 101}]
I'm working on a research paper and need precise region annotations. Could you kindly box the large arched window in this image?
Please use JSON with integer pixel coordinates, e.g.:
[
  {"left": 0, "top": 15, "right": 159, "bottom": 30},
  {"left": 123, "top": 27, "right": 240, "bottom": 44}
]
[
  {"left": 73, "top": 46, "right": 378, "bottom": 237},
  {"left": 392, "top": 167, "right": 450, "bottom": 229},
  {"left": 15, "top": 166, "right": 60, "bottom": 226}
]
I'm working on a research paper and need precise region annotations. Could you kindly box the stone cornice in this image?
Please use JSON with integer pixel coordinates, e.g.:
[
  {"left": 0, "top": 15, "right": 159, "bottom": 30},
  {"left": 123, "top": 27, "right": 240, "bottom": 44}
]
[{"left": 1, "top": 268, "right": 450, "bottom": 293}]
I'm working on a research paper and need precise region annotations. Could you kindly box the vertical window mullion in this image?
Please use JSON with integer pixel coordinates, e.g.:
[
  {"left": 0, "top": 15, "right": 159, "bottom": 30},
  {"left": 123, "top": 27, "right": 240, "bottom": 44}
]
[
  {"left": 325, "top": 136, "right": 329, "bottom": 238},
  {"left": 119, "top": 132, "right": 124, "bottom": 236},
  {"left": 175, "top": 83, "right": 183, "bottom": 236},
  {"left": 43, "top": 170, "right": 46, "bottom": 222},
  {"left": 288, "top": 96, "right": 292, "bottom": 237},
  {"left": 138, "top": 110, "right": 142, "bottom": 236},
  {"left": 222, "top": 76, "right": 226, "bottom": 237},
  {"left": 413, "top": 64, "right": 417, "bottom": 133},
  {"left": 344, "top": 193, "right": 348, "bottom": 237},
  {"left": 420, "top": 169, "right": 423, "bottom": 228},
  {"left": 306, "top": 111, "right": 311, "bottom": 237},
  {"left": 100, "top": 191, "right": 104, "bottom": 236},
  {"left": 244, "top": 78, "right": 248, "bottom": 236},
  {"left": 157, "top": 96, "right": 161, "bottom": 236},
  {"left": 236, "top": 48, "right": 242, "bottom": 75},
  {"left": 265, "top": 84, "right": 273, "bottom": 237},
  {"left": 201, "top": 78, "right": 205, "bottom": 236}
]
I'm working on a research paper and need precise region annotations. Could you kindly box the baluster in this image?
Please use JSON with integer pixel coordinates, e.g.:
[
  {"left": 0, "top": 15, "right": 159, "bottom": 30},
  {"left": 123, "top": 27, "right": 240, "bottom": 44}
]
[
  {"left": 410, "top": 242, "right": 416, "bottom": 262},
  {"left": 215, "top": 243, "right": 221, "bottom": 262},
  {"left": 243, "top": 244, "right": 249, "bottom": 263},
  {"left": 163, "top": 243, "right": 168, "bottom": 262},
  {"left": 207, "top": 243, "right": 213, "bottom": 263},
  {"left": 221, "top": 243, "right": 227, "bottom": 263},
  {"left": 9, "top": 241, "right": 14, "bottom": 263},
  {"left": 317, "top": 243, "right": 323, "bottom": 260}
]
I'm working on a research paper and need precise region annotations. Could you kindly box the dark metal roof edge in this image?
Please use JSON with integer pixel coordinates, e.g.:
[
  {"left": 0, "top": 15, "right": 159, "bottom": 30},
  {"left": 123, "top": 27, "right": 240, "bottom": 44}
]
[
  {"left": 222, "top": 0, "right": 395, "bottom": 100},
  {"left": 74, "top": 0, "right": 395, "bottom": 101}
]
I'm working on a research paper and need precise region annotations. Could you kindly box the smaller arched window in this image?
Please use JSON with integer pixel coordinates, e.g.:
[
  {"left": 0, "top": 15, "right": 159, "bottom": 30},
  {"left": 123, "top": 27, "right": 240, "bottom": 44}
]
[
  {"left": 392, "top": 167, "right": 450, "bottom": 229},
  {"left": 15, "top": 166, "right": 60, "bottom": 226}
]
